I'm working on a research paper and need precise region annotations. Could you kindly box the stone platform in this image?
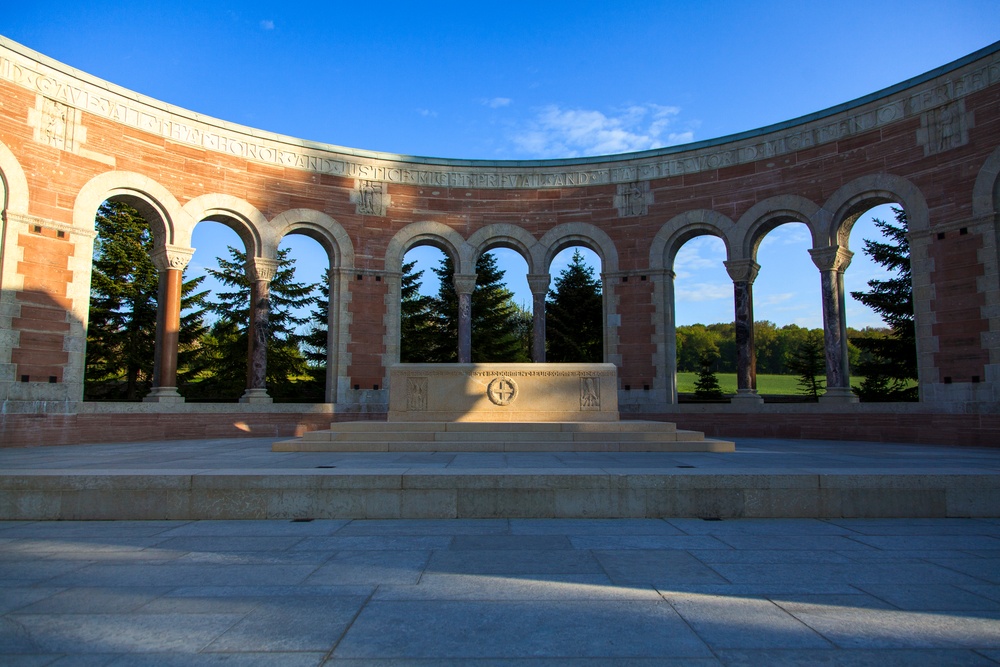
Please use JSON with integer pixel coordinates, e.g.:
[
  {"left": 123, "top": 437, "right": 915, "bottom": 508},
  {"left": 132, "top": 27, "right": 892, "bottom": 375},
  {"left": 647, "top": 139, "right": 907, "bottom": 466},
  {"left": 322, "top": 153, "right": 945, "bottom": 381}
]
[
  {"left": 274, "top": 420, "right": 735, "bottom": 453},
  {"left": 1, "top": 436, "right": 998, "bottom": 521}
]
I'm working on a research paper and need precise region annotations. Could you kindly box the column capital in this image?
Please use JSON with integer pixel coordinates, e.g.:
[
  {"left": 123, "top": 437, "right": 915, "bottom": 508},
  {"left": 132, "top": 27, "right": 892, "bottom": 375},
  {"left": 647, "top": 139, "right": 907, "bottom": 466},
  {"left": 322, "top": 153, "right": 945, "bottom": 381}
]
[
  {"left": 246, "top": 256, "right": 281, "bottom": 283},
  {"left": 809, "top": 245, "right": 854, "bottom": 273},
  {"left": 453, "top": 273, "right": 477, "bottom": 295},
  {"left": 724, "top": 259, "right": 760, "bottom": 284},
  {"left": 151, "top": 244, "right": 195, "bottom": 272},
  {"left": 526, "top": 273, "right": 551, "bottom": 295}
]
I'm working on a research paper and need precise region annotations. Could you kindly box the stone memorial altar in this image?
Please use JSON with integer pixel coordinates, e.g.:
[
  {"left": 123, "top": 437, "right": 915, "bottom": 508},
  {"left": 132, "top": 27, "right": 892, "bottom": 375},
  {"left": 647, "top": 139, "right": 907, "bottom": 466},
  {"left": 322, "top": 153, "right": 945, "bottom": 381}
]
[{"left": 275, "top": 364, "right": 734, "bottom": 453}]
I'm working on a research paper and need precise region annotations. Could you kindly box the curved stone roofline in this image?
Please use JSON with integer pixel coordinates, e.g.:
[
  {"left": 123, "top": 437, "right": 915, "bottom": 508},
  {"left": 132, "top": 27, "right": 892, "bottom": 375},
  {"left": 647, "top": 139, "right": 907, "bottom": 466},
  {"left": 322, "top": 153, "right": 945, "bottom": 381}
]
[{"left": 2, "top": 35, "right": 998, "bottom": 182}]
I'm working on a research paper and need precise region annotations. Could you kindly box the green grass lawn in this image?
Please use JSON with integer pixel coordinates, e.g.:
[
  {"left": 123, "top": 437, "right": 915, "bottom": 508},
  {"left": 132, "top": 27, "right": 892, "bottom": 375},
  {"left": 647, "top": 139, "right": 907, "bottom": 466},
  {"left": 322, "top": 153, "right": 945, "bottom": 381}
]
[{"left": 676, "top": 372, "right": 819, "bottom": 395}]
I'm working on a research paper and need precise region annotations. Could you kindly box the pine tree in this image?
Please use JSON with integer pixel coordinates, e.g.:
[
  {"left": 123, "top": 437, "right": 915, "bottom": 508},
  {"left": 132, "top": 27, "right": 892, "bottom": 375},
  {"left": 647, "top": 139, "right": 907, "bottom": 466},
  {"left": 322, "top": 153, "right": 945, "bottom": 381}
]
[
  {"left": 86, "top": 201, "right": 207, "bottom": 400},
  {"left": 693, "top": 353, "right": 725, "bottom": 399},
  {"left": 849, "top": 207, "right": 917, "bottom": 401},
  {"left": 545, "top": 249, "right": 603, "bottom": 362},
  {"left": 400, "top": 260, "right": 437, "bottom": 362},
  {"left": 190, "top": 246, "right": 318, "bottom": 400},
  {"left": 427, "top": 252, "right": 529, "bottom": 363},
  {"left": 787, "top": 331, "right": 825, "bottom": 400}
]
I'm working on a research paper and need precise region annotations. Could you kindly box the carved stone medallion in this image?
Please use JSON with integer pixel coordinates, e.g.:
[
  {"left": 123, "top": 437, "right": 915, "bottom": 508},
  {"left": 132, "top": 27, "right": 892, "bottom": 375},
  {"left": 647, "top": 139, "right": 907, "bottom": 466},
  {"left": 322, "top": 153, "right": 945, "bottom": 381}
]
[{"left": 486, "top": 376, "right": 518, "bottom": 406}]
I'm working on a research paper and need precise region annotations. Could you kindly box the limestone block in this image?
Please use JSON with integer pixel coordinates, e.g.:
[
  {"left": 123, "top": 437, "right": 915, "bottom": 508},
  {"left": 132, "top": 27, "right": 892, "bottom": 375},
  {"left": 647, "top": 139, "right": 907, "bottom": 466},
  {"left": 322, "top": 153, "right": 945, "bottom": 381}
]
[{"left": 387, "top": 363, "right": 619, "bottom": 422}]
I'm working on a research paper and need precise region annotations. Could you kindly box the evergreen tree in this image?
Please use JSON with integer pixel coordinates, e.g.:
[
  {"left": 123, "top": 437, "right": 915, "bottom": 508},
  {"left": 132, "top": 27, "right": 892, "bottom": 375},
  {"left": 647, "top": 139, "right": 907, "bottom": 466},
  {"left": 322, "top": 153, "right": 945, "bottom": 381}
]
[
  {"left": 545, "top": 249, "right": 603, "bottom": 362},
  {"left": 190, "top": 246, "right": 318, "bottom": 399},
  {"left": 399, "top": 260, "right": 437, "bottom": 362},
  {"left": 427, "top": 252, "right": 528, "bottom": 363},
  {"left": 786, "top": 331, "right": 825, "bottom": 400},
  {"left": 86, "top": 201, "right": 208, "bottom": 400},
  {"left": 693, "top": 353, "right": 725, "bottom": 399},
  {"left": 849, "top": 207, "right": 917, "bottom": 401}
]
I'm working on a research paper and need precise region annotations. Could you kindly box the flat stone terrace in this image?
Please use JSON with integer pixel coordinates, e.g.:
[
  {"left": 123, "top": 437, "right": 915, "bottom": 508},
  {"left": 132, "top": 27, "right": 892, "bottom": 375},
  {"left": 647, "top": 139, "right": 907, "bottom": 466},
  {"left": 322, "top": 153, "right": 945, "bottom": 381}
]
[
  {"left": 1, "top": 437, "right": 998, "bottom": 520},
  {"left": 1, "top": 516, "right": 1000, "bottom": 663}
]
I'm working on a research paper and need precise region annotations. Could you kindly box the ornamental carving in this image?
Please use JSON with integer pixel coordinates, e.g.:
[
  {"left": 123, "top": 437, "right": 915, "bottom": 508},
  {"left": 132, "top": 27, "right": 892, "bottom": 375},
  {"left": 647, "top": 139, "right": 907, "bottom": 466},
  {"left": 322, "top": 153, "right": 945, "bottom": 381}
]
[
  {"left": 407, "top": 377, "right": 428, "bottom": 411},
  {"left": 580, "top": 377, "right": 601, "bottom": 410},
  {"left": 486, "top": 376, "right": 518, "bottom": 406},
  {"left": 30, "top": 96, "right": 79, "bottom": 151},
  {"left": 352, "top": 179, "right": 389, "bottom": 216},
  {"left": 614, "top": 181, "right": 650, "bottom": 217},
  {"left": 917, "top": 100, "right": 971, "bottom": 156}
]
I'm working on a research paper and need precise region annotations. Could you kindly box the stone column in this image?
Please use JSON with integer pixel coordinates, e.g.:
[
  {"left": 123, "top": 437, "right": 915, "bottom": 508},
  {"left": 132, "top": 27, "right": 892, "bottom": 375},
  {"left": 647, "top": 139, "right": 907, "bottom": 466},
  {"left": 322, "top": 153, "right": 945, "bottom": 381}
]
[
  {"left": 809, "top": 245, "right": 859, "bottom": 403},
  {"left": 724, "top": 259, "right": 764, "bottom": 405},
  {"left": 240, "top": 257, "right": 280, "bottom": 404},
  {"left": 527, "top": 273, "right": 551, "bottom": 363},
  {"left": 145, "top": 245, "right": 194, "bottom": 403},
  {"left": 453, "top": 273, "right": 477, "bottom": 364}
]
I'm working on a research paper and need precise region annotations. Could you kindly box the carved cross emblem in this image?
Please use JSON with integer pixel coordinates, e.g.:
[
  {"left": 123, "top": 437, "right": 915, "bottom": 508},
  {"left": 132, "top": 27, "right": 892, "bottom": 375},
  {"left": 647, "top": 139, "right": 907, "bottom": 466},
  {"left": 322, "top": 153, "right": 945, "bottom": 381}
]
[{"left": 487, "top": 377, "right": 518, "bottom": 406}]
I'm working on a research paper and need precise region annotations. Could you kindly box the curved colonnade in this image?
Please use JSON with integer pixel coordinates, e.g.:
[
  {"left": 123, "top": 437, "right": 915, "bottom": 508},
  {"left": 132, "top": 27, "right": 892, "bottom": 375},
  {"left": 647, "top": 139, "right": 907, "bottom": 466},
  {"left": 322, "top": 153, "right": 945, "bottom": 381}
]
[{"left": 0, "top": 36, "right": 999, "bottom": 419}]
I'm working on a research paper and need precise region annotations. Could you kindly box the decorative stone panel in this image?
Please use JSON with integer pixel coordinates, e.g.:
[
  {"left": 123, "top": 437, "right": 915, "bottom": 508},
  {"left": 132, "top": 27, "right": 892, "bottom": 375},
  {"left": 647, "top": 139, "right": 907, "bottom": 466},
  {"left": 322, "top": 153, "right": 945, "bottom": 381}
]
[
  {"left": 917, "top": 99, "right": 973, "bottom": 156},
  {"left": 351, "top": 179, "right": 390, "bottom": 216},
  {"left": 614, "top": 181, "right": 651, "bottom": 217}
]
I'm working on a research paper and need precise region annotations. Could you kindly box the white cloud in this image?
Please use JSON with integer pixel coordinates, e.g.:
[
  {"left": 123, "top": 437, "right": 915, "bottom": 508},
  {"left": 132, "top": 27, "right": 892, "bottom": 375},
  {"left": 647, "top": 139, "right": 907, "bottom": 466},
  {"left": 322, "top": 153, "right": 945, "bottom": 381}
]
[
  {"left": 416, "top": 108, "right": 438, "bottom": 118},
  {"left": 673, "top": 237, "right": 727, "bottom": 279},
  {"left": 511, "top": 103, "right": 693, "bottom": 158},
  {"left": 482, "top": 97, "right": 512, "bottom": 109},
  {"left": 676, "top": 282, "right": 731, "bottom": 302},
  {"left": 260, "top": 19, "right": 275, "bottom": 30}
]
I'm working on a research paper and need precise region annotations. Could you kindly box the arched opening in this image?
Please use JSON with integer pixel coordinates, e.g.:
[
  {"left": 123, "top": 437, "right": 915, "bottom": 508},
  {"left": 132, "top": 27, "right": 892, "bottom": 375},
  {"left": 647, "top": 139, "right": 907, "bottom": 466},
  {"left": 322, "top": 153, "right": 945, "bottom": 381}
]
[
  {"left": 399, "top": 243, "right": 450, "bottom": 362},
  {"left": 84, "top": 198, "right": 164, "bottom": 400},
  {"left": 275, "top": 233, "right": 330, "bottom": 402},
  {"left": 752, "top": 222, "right": 824, "bottom": 399},
  {"left": 671, "top": 234, "right": 733, "bottom": 398},
  {"left": 545, "top": 245, "right": 603, "bottom": 363},
  {"left": 841, "top": 202, "right": 918, "bottom": 401},
  {"left": 472, "top": 247, "right": 531, "bottom": 363},
  {"left": 181, "top": 220, "right": 251, "bottom": 401}
]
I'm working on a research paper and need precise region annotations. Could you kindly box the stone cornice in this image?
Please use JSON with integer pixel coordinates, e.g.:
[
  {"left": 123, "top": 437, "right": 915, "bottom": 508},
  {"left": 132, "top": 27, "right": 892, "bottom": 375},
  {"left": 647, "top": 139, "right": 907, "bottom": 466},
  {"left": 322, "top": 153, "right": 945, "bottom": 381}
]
[
  {"left": 4, "top": 211, "right": 97, "bottom": 238},
  {"left": 2, "top": 36, "right": 999, "bottom": 189}
]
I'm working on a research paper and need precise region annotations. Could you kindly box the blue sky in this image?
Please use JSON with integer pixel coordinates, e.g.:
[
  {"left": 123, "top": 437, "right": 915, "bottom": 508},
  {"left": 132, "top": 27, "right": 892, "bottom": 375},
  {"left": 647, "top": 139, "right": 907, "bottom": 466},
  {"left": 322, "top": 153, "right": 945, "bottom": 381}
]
[{"left": 4, "top": 2, "right": 998, "bottom": 328}]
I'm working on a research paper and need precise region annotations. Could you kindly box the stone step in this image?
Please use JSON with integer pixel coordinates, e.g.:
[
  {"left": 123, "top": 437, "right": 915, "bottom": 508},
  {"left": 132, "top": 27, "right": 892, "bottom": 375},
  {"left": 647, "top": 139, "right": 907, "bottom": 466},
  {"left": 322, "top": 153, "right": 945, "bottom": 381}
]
[
  {"left": 318, "top": 420, "right": 679, "bottom": 434},
  {"left": 273, "top": 438, "right": 733, "bottom": 453},
  {"left": 299, "top": 429, "right": 703, "bottom": 444}
]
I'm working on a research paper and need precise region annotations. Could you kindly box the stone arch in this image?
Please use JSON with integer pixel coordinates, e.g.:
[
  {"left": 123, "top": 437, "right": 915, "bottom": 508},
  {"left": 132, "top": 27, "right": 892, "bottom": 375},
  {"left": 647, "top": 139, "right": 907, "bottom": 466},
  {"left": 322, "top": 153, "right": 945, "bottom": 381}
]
[
  {"left": 271, "top": 209, "right": 355, "bottom": 269},
  {"left": 181, "top": 194, "right": 268, "bottom": 259},
  {"left": 732, "top": 195, "right": 823, "bottom": 260},
  {"left": 819, "top": 173, "right": 930, "bottom": 245},
  {"left": 384, "top": 221, "right": 470, "bottom": 274},
  {"left": 650, "top": 209, "right": 735, "bottom": 271},
  {"left": 539, "top": 223, "right": 619, "bottom": 274},
  {"left": 0, "top": 140, "right": 29, "bottom": 214},
  {"left": 973, "top": 145, "right": 1000, "bottom": 218},
  {"left": 73, "top": 172, "right": 189, "bottom": 246},
  {"left": 467, "top": 223, "right": 541, "bottom": 273}
]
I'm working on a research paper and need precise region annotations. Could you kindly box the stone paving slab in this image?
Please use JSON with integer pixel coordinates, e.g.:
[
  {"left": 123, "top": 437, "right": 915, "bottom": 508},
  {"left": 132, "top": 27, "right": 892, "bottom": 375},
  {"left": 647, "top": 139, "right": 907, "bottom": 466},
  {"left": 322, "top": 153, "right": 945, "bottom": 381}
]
[{"left": 2, "top": 517, "right": 1000, "bottom": 663}]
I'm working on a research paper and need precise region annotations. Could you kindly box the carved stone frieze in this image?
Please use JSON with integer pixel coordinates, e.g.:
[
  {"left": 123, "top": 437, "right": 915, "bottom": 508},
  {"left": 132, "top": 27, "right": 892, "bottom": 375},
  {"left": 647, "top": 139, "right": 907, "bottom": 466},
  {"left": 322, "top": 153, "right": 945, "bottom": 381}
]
[{"left": 3, "top": 38, "right": 997, "bottom": 189}]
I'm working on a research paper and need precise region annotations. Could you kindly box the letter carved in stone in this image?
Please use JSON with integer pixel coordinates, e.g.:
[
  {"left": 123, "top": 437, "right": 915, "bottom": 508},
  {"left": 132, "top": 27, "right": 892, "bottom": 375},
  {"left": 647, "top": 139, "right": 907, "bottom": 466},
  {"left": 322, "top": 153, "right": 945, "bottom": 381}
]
[
  {"left": 580, "top": 376, "right": 600, "bottom": 410},
  {"left": 407, "top": 377, "right": 428, "bottom": 411},
  {"left": 487, "top": 376, "right": 518, "bottom": 406}
]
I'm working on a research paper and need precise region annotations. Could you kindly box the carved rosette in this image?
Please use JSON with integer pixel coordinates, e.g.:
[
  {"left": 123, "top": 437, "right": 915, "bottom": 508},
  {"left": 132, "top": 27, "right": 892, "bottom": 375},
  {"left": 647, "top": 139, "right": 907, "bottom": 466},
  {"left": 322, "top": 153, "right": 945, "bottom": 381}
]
[
  {"left": 151, "top": 245, "right": 195, "bottom": 272},
  {"left": 487, "top": 376, "right": 518, "bottom": 406}
]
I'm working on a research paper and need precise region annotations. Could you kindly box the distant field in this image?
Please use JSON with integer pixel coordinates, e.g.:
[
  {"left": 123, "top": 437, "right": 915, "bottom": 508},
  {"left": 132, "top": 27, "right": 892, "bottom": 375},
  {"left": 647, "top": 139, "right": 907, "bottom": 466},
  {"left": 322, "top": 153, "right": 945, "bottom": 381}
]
[{"left": 676, "top": 372, "right": 820, "bottom": 395}]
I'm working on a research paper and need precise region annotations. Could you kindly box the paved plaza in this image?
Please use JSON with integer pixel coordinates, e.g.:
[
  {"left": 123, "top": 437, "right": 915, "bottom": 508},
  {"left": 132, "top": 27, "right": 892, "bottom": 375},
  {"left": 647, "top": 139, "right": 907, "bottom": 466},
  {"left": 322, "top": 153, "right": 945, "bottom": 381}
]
[{"left": 0, "top": 436, "right": 998, "bottom": 663}]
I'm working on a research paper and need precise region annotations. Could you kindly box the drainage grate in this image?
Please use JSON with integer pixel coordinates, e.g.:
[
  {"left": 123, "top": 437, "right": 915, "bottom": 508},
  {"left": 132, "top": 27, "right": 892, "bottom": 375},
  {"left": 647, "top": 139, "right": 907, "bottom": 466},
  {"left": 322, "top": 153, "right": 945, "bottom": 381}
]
[
  {"left": 701, "top": 517, "right": 722, "bottom": 521},
  {"left": 291, "top": 518, "right": 314, "bottom": 523},
  {"left": 315, "top": 465, "right": 337, "bottom": 469},
  {"left": 676, "top": 465, "right": 695, "bottom": 469}
]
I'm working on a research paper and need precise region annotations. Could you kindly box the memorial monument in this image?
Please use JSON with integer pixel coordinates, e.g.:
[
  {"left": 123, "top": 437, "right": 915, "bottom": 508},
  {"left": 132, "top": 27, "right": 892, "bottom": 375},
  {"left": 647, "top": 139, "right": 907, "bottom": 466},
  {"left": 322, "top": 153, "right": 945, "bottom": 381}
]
[{"left": 275, "top": 363, "right": 734, "bottom": 452}]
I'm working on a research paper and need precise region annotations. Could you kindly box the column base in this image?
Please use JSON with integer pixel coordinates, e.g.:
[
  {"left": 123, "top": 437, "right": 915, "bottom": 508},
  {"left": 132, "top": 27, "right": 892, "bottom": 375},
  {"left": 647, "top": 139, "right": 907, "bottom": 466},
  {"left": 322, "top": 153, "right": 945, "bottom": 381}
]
[
  {"left": 729, "top": 389, "right": 764, "bottom": 406},
  {"left": 239, "top": 388, "right": 273, "bottom": 404},
  {"left": 143, "top": 387, "right": 185, "bottom": 404},
  {"left": 819, "top": 387, "right": 859, "bottom": 404}
]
